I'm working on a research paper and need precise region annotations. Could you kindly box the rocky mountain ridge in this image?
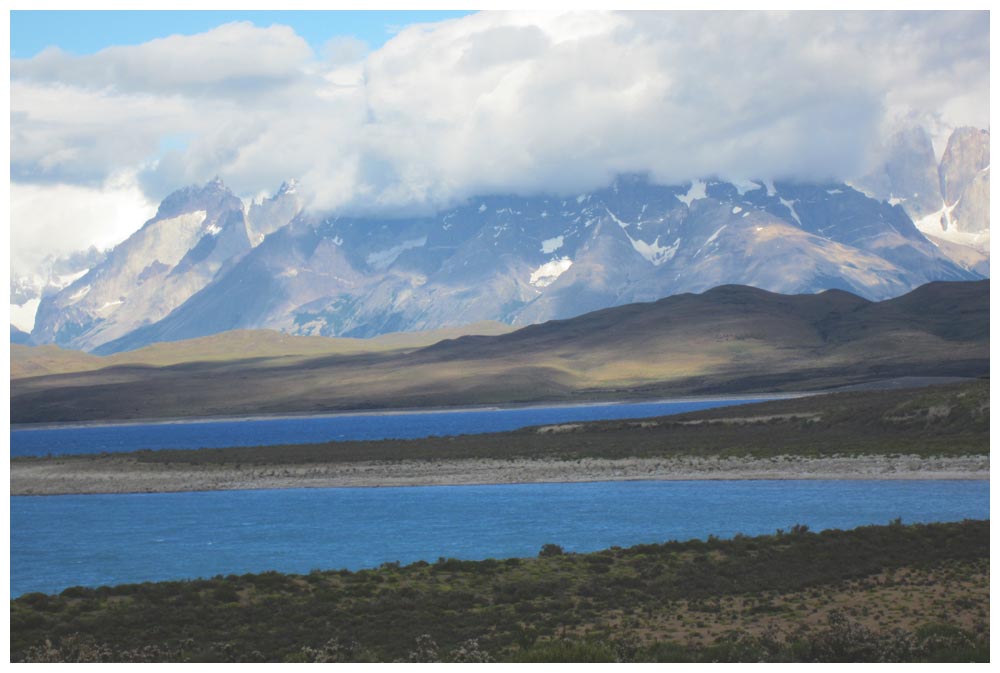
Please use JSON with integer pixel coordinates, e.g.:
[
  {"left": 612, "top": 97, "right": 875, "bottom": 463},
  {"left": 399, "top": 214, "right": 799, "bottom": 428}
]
[
  {"left": 854, "top": 126, "right": 989, "bottom": 274},
  {"left": 9, "top": 246, "right": 108, "bottom": 333},
  {"left": 23, "top": 126, "right": 987, "bottom": 353},
  {"left": 28, "top": 168, "right": 981, "bottom": 354},
  {"left": 30, "top": 179, "right": 301, "bottom": 351}
]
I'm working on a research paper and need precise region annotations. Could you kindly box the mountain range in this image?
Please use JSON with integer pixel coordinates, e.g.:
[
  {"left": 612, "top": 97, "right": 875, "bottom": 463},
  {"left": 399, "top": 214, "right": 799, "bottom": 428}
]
[
  {"left": 854, "top": 126, "right": 990, "bottom": 274},
  {"left": 11, "top": 279, "right": 989, "bottom": 423},
  {"left": 18, "top": 126, "right": 988, "bottom": 354}
]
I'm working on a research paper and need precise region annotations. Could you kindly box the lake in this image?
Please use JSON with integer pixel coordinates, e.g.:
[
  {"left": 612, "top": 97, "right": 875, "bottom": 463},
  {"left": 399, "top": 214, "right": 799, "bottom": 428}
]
[
  {"left": 10, "top": 479, "right": 988, "bottom": 597},
  {"left": 9, "top": 396, "right": 776, "bottom": 457}
]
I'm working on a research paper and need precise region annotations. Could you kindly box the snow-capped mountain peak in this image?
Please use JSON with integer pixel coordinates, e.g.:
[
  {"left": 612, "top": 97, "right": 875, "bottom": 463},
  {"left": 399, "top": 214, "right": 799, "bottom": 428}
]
[{"left": 27, "top": 139, "right": 985, "bottom": 353}]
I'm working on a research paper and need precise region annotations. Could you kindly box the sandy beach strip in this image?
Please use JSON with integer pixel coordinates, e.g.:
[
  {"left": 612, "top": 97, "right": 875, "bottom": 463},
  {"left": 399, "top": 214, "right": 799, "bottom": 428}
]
[{"left": 10, "top": 454, "right": 989, "bottom": 496}]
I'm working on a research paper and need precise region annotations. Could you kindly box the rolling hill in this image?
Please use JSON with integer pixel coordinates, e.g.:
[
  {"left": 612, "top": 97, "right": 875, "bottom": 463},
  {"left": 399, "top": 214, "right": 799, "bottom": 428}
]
[
  {"left": 10, "top": 321, "right": 513, "bottom": 379},
  {"left": 10, "top": 280, "right": 988, "bottom": 424}
]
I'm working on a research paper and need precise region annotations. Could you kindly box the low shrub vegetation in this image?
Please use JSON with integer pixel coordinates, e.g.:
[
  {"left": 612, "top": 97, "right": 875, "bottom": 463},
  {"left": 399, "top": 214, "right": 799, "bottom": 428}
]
[{"left": 11, "top": 519, "right": 989, "bottom": 662}]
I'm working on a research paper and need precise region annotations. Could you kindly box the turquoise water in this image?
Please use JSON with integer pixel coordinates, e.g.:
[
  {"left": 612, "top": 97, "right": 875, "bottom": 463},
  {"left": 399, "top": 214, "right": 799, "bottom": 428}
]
[
  {"left": 10, "top": 479, "right": 988, "bottom": 597},
  {"left": 9, "top": 397, "right": 772, "bottom": 457}
]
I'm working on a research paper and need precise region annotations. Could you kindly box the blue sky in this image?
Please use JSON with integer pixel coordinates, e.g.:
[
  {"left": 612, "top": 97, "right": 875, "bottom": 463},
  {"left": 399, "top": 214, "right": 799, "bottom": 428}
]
[{"left": 10, "top": 10, "right": 475, "bottom": 57}]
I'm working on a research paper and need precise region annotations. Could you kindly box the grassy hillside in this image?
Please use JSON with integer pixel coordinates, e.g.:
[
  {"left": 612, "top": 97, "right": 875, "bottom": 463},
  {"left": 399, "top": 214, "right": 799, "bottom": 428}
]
[
  {"left": 10, "top": 520, "right": 989, "bottom": 662},
  {"left": 11, "top": 281, "right": 988, "bottom": 423},
  {"left": 10, "top": 321, "right": 514, "bottom": 379}
]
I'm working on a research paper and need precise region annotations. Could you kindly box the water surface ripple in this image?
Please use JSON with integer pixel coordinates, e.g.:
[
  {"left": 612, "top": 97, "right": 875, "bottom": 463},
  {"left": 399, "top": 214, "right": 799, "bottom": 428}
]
[
  {"left": 10, "top": 398, "right": 770, "bottom": 457},
  {"left": 11, "top": 479, "right": 988, "bottom": 597}
]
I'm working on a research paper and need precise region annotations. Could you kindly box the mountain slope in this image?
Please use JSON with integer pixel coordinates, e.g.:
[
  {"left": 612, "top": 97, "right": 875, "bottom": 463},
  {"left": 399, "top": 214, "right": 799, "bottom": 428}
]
[
  {"left": 10, "top": 325, "right": 32, "bottom": 345},
  {"left": 86, "top": 174, "right": 976, "bottom": 354},
  {"left": 31, "top": 179, "right": 302, "bottom": 352},
  {"left": 853, "top": 126, "right": 943, "bottom": 218},
  {"left": 11, "top": 280, "right": 988, "bottom": 423},
  {"left": 856, "top": 126, "right": 990, "bottom": 274},
  {"left": 32, "top": 179, "right": 248, "bottom": 351},
  {"left": 10, "top": 246, "right": 108, "bottom": 334},
  {"left": 11, "top": 321, "right": 513, "bottom": 379}
]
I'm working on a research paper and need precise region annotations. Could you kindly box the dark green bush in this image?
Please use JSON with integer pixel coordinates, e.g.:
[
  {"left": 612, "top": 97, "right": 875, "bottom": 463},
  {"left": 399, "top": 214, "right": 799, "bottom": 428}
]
[{"left": 538, "top": 543, "right": 565, "bottom": 557}]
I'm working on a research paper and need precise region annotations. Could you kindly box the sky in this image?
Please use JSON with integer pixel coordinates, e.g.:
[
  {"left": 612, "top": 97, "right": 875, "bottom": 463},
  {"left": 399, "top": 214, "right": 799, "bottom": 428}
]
[
  {"left": 8, "top": 9, "right": 992, "bottom": 281},
  {"left": 9, "top": 10, "right": 474, "bottom": 58}
]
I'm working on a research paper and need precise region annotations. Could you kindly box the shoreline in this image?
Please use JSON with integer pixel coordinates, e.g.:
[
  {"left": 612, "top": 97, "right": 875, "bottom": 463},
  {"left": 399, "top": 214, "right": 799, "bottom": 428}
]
[
  {"left": 11, "top": 376, "right": 976, "bottom": 431},
  {"left": 11, "top": 454, "right": 989, "bottom": 496},
  {"left": 9, "top": 391, "right": 807, "bottom": 431}
]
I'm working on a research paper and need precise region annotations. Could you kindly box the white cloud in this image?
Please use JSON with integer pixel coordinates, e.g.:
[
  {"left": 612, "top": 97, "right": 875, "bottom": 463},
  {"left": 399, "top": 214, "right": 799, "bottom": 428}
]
[
  {"left": 9, "top": 10, "right": 990, "bottom": 272},
  {"left": 322, "top": 35, "right": 369, "bottom": 65},
  {"left": 13, "top": 22, "right": 313, "bottom": 96},
  {"left": 10, "top": 173, "right": 157, "bottom": 278},
  {"left": 11, "top": 81, "right": 202, "bottom": 185}
]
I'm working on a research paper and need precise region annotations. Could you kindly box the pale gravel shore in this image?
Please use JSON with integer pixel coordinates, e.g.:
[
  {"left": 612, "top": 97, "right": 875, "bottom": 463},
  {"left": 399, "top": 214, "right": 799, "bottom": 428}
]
[{"left": 10, "top": 454, "right": 989, "bottom": 496}]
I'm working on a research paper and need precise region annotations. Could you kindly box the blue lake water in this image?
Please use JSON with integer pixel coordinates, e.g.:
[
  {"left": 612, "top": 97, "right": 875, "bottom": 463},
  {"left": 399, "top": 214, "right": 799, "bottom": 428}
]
[
  {"left": 10, "top": 480, "right": 988, "bottom": 597},
  {"left": 9, "top": 397, "right": 773, "bottom": 457}
]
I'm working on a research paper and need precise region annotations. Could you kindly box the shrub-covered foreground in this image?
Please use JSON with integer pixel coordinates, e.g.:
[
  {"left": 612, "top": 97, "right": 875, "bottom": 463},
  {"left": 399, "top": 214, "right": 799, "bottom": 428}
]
[{"left": 11, "top": 520, "right": 989, "bottom": 662}]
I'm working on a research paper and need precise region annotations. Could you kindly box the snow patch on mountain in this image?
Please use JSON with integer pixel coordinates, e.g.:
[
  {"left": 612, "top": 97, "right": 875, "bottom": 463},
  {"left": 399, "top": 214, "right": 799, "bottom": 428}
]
[
  {"left": 779, "top": 197, "right": 803, "bottom": 226},
  {"left": 731, "top": 179, "right": 762, "bottom": 195},
  {"left": 67, "top": 285, "right": 91, "bottom": 304},
  {"left": 54, "top": 269, "right": 90, "bottom": 288},
  {"left": 914, "top": 203, "right": 989, "bottom": 253},
  {"left": 677, "top": 179, "right": 707, "bottom": 206},
  {"left": 915, "top": 202, "right": 959, "bottom": 233},
  {"left": 366, "top": 237, "right": 427, "bottom": 270},
  {"left": 705, "top": 225, "right": 728, "bottom": 246},
  {"left": 540, "top": 236, "right": 564, "bottom": 254},
  {"left": 10, "top": 298, "right": 40, "bottom": 332},
  {"left": 530, "top": 257, "right": 573, "bottom": 287},
  {"left": 605, "top": 208, "right": 631, "bottom": 229},
  {"left": 629, "top": 236, "right": 680, "bottom": 266}
]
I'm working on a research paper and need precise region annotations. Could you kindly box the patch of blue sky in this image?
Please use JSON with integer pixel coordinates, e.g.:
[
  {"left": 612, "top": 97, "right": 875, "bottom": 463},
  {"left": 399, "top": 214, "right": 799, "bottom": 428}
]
[
  {"left": 158, "top": 133, "right": 194, "bottom": 154},
  {"left": 10, "top": 10, "right": 475, "bottom": 59}
]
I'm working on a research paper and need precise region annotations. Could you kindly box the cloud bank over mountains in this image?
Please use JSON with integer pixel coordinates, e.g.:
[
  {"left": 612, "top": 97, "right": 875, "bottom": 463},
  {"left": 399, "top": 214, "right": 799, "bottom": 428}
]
[{"left": 10, "top": 10, "right": 989, "bottom": 274}]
